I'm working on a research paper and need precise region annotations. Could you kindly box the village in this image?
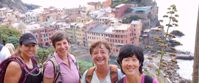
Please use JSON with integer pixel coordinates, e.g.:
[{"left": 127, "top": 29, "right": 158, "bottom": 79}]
[{"left": 0, "top": 0, "right": 193, "bottom": 83}]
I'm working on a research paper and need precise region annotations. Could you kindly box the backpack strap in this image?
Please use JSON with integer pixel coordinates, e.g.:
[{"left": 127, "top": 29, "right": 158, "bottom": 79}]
[
  {"left": 85, "top": 65, "right": 118, "bottom": 83},
  {"left": 85, "top": 66, "right": 95, "bottom": 83},
  {"left": 110, "top": 65, "right": 118, "bottom": 83},
  {"left": 43, "top": 54, "right": 61, "bottom": 83},
  {"left": 48, "top": 56, "right": 61, "bottom": 83},
  {"left": 144, "top": 75, "right": 153, "bottom": 83},
  {"left": 117, "top": 77, "right": 125, "bottom": 83}
]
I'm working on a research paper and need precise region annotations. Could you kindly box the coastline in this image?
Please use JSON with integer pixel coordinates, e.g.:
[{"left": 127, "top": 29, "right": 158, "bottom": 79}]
[{"left": 144, "top": 51, "right": 192, "bottom": 82}]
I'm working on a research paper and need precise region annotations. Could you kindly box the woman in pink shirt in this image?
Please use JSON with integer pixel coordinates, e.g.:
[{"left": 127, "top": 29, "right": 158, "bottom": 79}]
[
  {"left": 117, "top": 45, "right": 159, "bottom": 83},
  {"left": 43, "top": 32, "right": 80, "bottom": 83}
]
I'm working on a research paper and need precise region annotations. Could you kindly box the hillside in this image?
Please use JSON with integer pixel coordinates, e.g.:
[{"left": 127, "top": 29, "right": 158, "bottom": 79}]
[{"left": 0, "top": 0, "right": 39, "bottom": 12}]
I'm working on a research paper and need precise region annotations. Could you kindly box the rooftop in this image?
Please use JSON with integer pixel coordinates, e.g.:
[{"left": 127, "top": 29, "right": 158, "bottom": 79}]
[
  {"left": 89, "top": 24, "right": 109, "bottom": 33},
  {"left": 105, "top": 24, "right": 130, "bottom": 33},
  {"left": 131, "top": 6, "right": 152, "bottom": 14},
  {"left": 116, "top": 4, "right": 125, "bottom": 8}
]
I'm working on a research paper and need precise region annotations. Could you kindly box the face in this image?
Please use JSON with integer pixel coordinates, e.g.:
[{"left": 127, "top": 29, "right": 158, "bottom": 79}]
[
  {"left": 54, "top": 39, "right": 70, "bottom": 56},
  {"left": 91, "top": 45, "right": 109, "bottom": 67},
  {"left": 121, "top": 55, "right": 140, "bottom": 76},
  {"left": 20, "top": 44, "right": 37, "bottom": 57}
]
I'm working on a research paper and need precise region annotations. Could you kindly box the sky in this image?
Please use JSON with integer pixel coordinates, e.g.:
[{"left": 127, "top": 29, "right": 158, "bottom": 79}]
[
  {"left": 156, "top": 0, "right": 199, "bottom": 53},
  {"left": 22, "top": 0, "right": 106, "bottom": 8}
]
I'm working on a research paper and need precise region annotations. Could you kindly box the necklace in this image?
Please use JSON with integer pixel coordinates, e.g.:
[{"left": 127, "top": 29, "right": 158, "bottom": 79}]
[{"left": 17, "top": 56, "right": 41, "bottom": 76}]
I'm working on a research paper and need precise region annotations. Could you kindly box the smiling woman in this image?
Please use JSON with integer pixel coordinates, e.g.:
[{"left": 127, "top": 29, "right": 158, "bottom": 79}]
[
  {"left": 117, "top": 44, "right": 159, "bottom": 83},
  {"left": 1, "top": 33, "right": 43, "bottom": 83},
  {"left": 43, "top": 31, "right": 80, "bottom": 83},
  {"left": 81, "top": 41, "right": 124, "bottom": 83}
]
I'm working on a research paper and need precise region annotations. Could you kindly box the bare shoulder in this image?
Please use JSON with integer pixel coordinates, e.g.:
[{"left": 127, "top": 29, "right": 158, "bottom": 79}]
[
  {"left": 4, "top": 61, "right": 22, "bottom": 83},
  {"left": 6, "top": 61, "right": 22, "bottom": 75},
  {"left": 7, "top": 61, "right": 21, "bottom": 70}
]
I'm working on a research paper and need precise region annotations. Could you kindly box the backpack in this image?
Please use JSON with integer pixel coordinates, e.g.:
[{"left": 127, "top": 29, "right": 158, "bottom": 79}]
[
  {"left": 117, "top": 75, "right": 153, "bottom": 83},
  {"left": 85, "top": 64, "right": 118, "bottom": 83},
  {"left": 43, "top": 53, "right": 80, "bottom": 83},
  {"left": 0, "top": 56, "right": 42, "bottom": 83}
]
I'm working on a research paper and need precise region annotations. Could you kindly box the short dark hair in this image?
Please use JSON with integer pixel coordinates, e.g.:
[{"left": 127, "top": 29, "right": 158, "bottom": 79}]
[
  {"left": 50, "top": 31, "right": 70, "bottom": 47},
  {"left": 117, "top": 44, "right": 144, "bottom": 74},
  {"left": 89, "top": 41, "right": 111, "bottom": 55}
]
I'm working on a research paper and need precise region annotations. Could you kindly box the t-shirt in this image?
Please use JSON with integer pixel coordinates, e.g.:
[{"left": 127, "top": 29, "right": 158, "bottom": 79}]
[
  {"left": 44, "top": 52, "right": 80, "bottom": 83},
  {"left": 121, "top": 74, "right": 159, "bottom": 83},
  {"left": 0, "top": 46, "right": 11, "bottom": 63},
  {"left": 81, "top": 68, "right": 124, "bottom": 83}
]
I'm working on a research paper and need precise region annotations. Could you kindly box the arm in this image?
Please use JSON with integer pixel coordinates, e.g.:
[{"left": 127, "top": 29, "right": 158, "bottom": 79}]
[
  {"left": 43, "top": 61, "right": 54, "bottom": 83},
  {"left": 81, "top": 70, "right": 88, "bottom": 83},
  {"left": 4, "top": 61, "right": 22, "bottom": 83},
  {"left": 153, "top": 79, "right": 159, "bottom": 83}
]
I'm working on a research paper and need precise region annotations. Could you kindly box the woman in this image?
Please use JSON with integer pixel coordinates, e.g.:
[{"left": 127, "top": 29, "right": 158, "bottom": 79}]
[
  {"left": 5, "top": 43, "right": 15, "bottom": 55},
  {"left": 0, "top": 44, "right": 11, "bottom": 63},
  {"left": 81, "top": 41, "right": 123, "bottom": 83},
  {"left": 117, "top": 44, "right": 158, "bottom": 83},
  {"left": 3, "top": 33, "right": 42, "bottom": 83},
  {"left": 43, "top": 31, "right": 80, "bottom": 83}
]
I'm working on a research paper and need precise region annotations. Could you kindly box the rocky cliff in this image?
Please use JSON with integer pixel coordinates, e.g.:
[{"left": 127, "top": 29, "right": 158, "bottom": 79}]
[{"left": 0, "top": 0, "right": 39, "bottom": 12}]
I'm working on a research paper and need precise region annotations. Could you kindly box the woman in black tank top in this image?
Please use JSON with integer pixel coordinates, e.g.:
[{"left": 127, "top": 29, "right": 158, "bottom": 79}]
[{"left": 3, "top": 33, "right": 42, "bottom": 83}]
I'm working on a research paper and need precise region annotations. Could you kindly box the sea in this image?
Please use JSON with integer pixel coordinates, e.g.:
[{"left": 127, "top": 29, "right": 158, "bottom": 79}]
[{"left": 156, "top": 0, "right": 198, "bottom": 80}]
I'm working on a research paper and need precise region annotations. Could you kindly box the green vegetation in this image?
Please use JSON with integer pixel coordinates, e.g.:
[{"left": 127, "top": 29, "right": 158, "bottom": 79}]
[
  {"left": 111, "top": 0, "right": 128, "bottom": 8},
  {"left": 154, "top": 4, "right": 183, "bottom": 82},
  {"left": 0, "top": 25, "right": 21, "bottom": 47},
  {"left": 122, "top": 16, "right": 142, "bottom": 24},
  {"left": 78, "top": 60, "right": 93, "bottom": 75},
  {"left": 159, "top": 4, "right": 179, "bottom": 38},
  {"left": 144, "top": 5, "right": 182, "bottom": 82},
  {"left": 36, "top": 47, "right": 54, "bottom": 63}
]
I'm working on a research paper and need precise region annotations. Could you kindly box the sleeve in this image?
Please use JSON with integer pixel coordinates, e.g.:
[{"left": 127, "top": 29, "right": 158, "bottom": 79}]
[
  {"left": 153, "top": 79, "right": 159, "bottom": 83},
  {"left": 1, "top": 46, "right": 11, "bottom": 59},
  {"left": 81, "top": 70, "right": 88, "bottom": 83},
  {"left": 117, "top": 69, "right": 124, "bottom": 80},
  {"left": 43, "top": 61, "right": 54, "bottom": 78}
]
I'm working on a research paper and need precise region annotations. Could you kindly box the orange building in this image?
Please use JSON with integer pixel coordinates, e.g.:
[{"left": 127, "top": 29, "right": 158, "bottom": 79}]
[{"left": 86, "top": 20, "right": 142, "bottom": 56}]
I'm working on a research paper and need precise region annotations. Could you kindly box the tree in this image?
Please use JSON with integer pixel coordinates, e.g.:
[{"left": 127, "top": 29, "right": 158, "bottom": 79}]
[
  {"left": 6, "top": 36, "right": 19, "bottom": 48},
  {"left": 36, "top": 47, "right": 53, "bottom": 63},
  {"left": 0, "top": 25, "right": 21, "bottom": 46},
  {"left": 122, "top": 16, "right": 142, "bottom": 24},
  {"left": 160, "top": 4, "right": 179, "bottom": 38},
  {"left": 192, "top": 6, "right": 199, "bottom": 83},
  {"left": 146, "top": 5, "right": 182, "bottom": 82}
]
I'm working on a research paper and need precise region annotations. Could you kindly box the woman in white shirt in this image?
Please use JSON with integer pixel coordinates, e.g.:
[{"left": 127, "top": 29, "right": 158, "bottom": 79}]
[{"left": 81, "top": 41, "right": 123, "bottom": 83}]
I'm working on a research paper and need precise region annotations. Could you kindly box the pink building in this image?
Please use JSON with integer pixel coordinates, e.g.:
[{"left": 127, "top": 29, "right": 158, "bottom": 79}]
[
  {"left": 31, "top": 27, "right": 60, "bottom": 47},
  {"left": 113, "top": 4, "right": 128, "bottom": 18},
  {"left": 39, "top": 7, "right": 64, "bottom": 22},
  {"left": 102, "top": 0, "right": 112, "bottom": 8},
  {"left": 86, "top": 20, "right": 142, "bottom": 55}
]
